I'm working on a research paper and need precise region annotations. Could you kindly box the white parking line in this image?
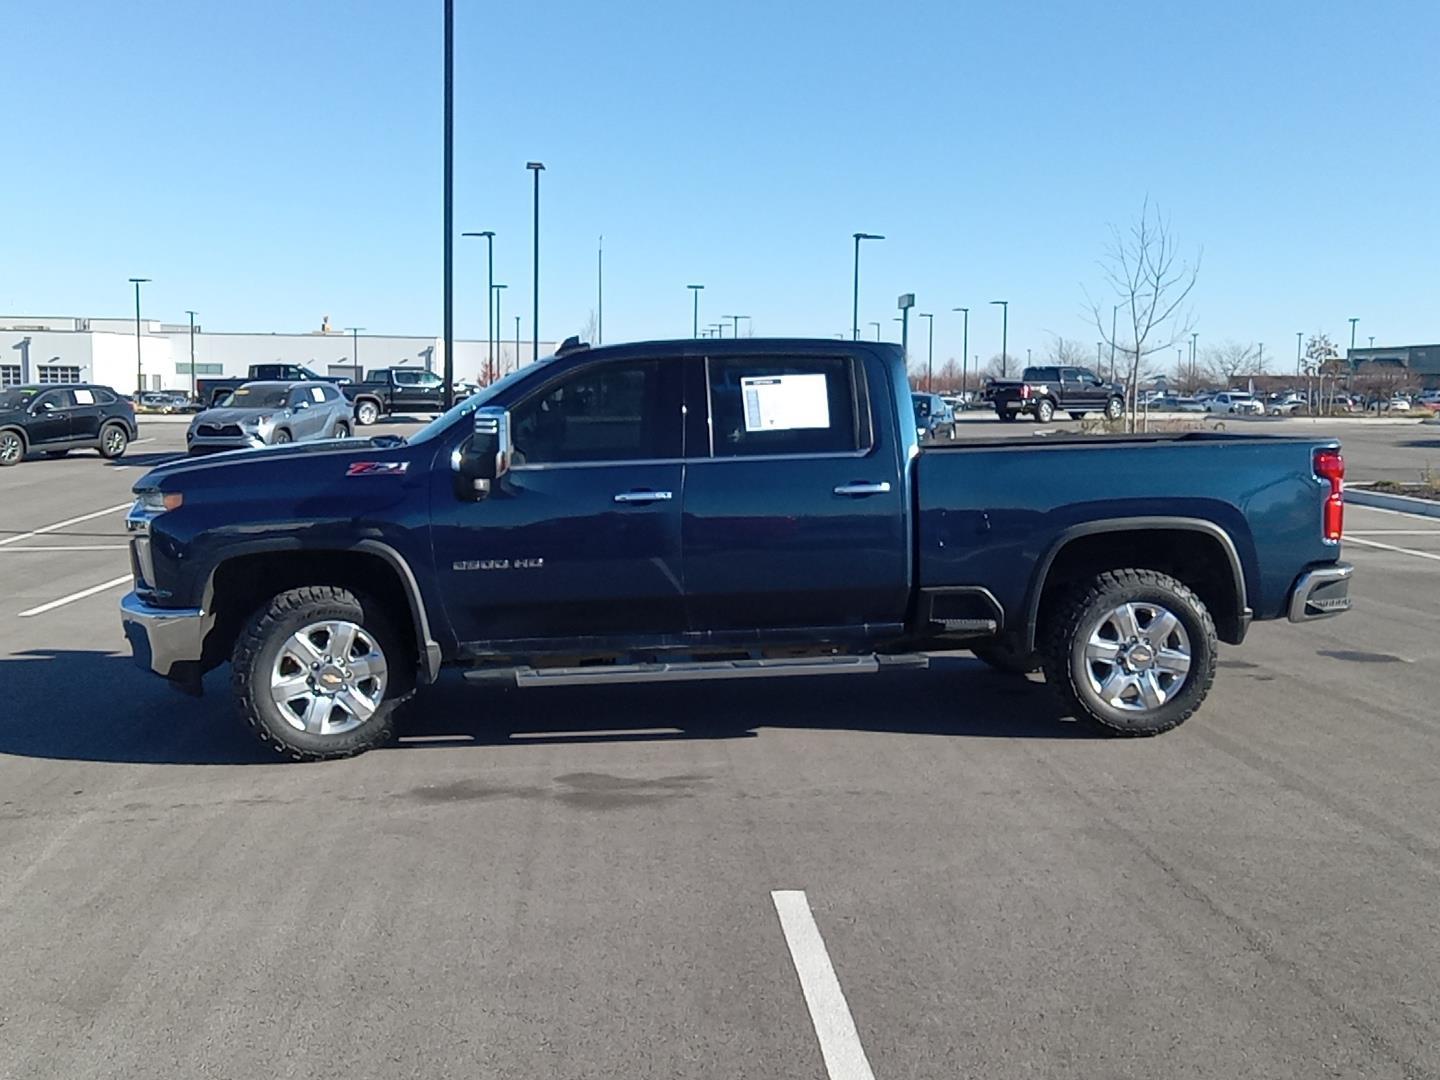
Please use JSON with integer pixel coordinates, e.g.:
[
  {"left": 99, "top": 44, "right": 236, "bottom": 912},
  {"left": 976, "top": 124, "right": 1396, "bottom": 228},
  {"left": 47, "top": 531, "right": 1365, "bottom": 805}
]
[
  {"left": 1346, "top": 537, "right": 1440, "bottom": 562},
  {"left": 17, "top": 575, "right": 133, "bottom": 617},
  {"left": 0, "top": 545, "right": 130, "bottom": 552},
  {"left": 131, "top": 437, "right": 155, "bottom": 445},
  {"left": 1349, "top": 530, "right": 1440, "bottom": 536},
  {"left": 771, "top": 890, "right": 876, "bottom": 1080},
  {"left": 0, "top": 503, "right": 131, "bottom": 548}
]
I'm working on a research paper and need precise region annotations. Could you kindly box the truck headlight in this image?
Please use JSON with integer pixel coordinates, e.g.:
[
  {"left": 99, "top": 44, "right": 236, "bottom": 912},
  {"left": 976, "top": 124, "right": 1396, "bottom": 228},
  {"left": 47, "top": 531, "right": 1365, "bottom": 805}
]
[{"left": 134, "top": 490, "right": 184, "bottom": 515}]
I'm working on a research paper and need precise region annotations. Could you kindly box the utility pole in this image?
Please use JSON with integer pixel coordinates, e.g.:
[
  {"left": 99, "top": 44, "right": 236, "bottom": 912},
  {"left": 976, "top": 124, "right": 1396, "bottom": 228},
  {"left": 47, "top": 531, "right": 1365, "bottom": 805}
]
[
  {"left": 185, "top": 310, "right": 197, "bottom": 400},
  {"left": 128, "top": 278, "right": 150, "bottom": 396}
]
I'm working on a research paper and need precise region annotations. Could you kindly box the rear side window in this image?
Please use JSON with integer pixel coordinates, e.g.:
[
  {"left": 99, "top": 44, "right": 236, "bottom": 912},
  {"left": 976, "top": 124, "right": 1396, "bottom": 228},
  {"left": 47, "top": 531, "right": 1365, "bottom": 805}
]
[
  {"left": 93, "top": 388, "right": 117, "bottom": 404},
  {"left": 1029, "top": 367, "right": 1059, "bottom": 383},
  {"left": 72, "top": 388, "right": 96, "bottom": 405},
  {"left": 707, "top": 355, "right": 867, "bottom": 457}
]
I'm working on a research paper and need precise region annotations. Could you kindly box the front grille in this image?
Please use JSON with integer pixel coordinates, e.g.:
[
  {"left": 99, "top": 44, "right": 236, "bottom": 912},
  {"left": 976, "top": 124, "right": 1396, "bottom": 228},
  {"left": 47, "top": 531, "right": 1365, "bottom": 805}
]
[{"left": 197, "top": 423, "right": 243, "bottom": 437}]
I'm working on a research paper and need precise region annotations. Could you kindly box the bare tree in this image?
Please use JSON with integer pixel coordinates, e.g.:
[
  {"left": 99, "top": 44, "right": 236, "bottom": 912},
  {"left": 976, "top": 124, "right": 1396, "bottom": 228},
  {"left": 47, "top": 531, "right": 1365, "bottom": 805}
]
[
  {"left": 1207, "top": 341, "right": 1261, "bottom": 385},
  {"left": 579, "top": 309, "right": 599, "bottom": 344},
  {"left": 1087, "top": 199, "right": 1201, "bottom": 429},
  {"left": 1044, "top": 335, "right": 1099, "bottom": 370},
  {"left": 981, "top": 353, "right": 1009, "bottom": 380}
]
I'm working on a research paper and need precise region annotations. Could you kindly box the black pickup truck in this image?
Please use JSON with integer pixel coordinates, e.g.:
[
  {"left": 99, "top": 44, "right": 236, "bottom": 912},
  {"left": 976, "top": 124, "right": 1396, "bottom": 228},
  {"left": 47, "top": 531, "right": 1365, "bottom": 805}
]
[
  {"left": 343, "top": 367, "right": 450, "bottom": 425},
  {"left": 120, "top": 337, "right": 1352, "bottom": 761},
  {"left": 197, "top": 364, "right": 347, "bottom": 408},
  {"left": 992, "top": 365, "right": 1126, "bottom": 423}
]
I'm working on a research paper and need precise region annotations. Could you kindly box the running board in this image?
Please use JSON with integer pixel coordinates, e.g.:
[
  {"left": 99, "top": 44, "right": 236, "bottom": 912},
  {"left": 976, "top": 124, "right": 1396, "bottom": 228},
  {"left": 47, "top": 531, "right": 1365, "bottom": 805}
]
[{"left": 464, "top": 653, "right": 929, "bottom": 689}]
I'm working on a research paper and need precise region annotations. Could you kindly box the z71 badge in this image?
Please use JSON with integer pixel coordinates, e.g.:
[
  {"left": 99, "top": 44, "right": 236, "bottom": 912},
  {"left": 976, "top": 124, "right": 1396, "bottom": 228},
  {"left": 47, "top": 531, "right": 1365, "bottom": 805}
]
[
  {"left": 453, "top": 558, "right": 545, "bottom": 571},
  {"left": 346, "top": 461, "right": 409, "bottom": 476}
]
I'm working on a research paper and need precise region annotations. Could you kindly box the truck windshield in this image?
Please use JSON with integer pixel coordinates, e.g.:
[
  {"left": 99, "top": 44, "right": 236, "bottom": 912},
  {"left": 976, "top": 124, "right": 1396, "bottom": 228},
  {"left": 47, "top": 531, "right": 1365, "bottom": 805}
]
[{"left": 406, "top": 358, "right": 560, "bottom": 444}]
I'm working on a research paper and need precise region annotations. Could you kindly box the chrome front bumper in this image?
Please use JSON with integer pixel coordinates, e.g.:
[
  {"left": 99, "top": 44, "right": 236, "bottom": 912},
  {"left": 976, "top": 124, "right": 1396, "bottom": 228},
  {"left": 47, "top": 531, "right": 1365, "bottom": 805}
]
[
  {"left": 187, "top": 434, "right": 267, "bottom": 453},
  {"left": 120, "top": 591, "right": 211, "bottom": 682},
  {"left": 1287, "top": 563, "right": 1353, "bottom": 622}
]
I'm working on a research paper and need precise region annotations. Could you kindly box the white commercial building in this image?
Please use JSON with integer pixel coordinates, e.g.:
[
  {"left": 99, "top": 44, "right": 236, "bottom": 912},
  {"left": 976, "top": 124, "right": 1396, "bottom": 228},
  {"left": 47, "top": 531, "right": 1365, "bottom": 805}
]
[{"left": 0, "top": 315, "right": 555, "bottom": 394}]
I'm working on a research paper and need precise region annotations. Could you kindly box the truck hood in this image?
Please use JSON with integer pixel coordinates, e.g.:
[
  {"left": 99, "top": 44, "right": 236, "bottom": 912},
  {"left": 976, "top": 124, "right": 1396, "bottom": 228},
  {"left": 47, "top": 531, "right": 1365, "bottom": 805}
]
[{"left": 135, "top": 435, "right": 410, "bottom": 489}]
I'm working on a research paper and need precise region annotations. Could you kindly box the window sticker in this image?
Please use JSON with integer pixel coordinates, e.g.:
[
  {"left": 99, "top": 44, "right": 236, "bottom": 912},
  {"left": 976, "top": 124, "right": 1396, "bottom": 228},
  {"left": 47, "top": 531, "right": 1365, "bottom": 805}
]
[
  {"left": 740, "top": 374, "right": 830, "bottom": 432},
  {"left": 72, "top": 388, "right": 95, "bottom": 405}
]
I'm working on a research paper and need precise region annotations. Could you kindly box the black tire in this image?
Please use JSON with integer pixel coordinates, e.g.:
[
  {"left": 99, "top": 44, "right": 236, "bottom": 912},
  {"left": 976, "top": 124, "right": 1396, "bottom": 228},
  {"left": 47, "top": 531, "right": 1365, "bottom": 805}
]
[
  {"left": 1105, "top": 397, "right": 1124, "bottom": 421},
  {"left": 1041, "top": 568, "right": 1216, "bottom": 737},
  {"left": 334, "top": 421, "right": 352, "bottom": 439},
  {"left": 98, "top": 423, "right": 129, "bottom": 459},
  {"left": 45, "top": 449, "right": 70, "bottom": 459},
  {"left": 271, "top": 429, "right": 292, "bottom": 445},
  {"left": 232, "top": 585, "right": 407, "bottom": 761},
  {"left": 0, "top": 429, "right": 27, "bottom": 466},
  {"left": 356, "top": 400, "right": 380, "bottom": 426},
  {"left": 996, "top": 411, "right": 1018, "bottom": 423},
  {"left": 1035, "top": 399, "right": 1055, "bottom": 423},
  {"left": 971, "top": 640, "right": 1042, "bottom": 675}
]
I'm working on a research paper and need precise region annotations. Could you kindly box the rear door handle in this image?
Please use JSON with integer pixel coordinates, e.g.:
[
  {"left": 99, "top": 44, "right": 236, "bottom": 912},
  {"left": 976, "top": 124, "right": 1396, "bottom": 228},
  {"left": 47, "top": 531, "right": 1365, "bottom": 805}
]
[
  {"left": 614, "top": 490, "right": 674, "bottom": 504},
  {"left": 833, "top": 482, "right": 892, "bottom": 496}
]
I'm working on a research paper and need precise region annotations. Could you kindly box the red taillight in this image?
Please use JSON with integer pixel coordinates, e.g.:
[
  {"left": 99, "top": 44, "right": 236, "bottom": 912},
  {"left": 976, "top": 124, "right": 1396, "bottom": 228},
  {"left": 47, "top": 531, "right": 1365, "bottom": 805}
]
[
  {"left": 1019, "top": 384, "right": 1031, "bottom": 400},
  {"left": 1315, "top": 448, "right": 1344, "bottom": 541}
]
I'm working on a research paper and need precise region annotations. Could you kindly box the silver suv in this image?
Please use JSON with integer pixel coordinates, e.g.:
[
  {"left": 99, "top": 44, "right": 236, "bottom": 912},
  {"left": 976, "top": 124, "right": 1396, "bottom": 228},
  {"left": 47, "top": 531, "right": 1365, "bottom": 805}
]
[{"left": 186, "top": 381, "right": 353, "bottom": 455}]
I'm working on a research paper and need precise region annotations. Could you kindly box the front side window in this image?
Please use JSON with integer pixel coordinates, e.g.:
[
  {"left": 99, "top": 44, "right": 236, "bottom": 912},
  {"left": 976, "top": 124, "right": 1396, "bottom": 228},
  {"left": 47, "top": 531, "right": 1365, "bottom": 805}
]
[
  {"left": 707, "top": 356, "right": 865, "bottom": 457},
  {"left": 392, "top": 370, "right": 420, "bottom": 386},
  {"left": 35, "top": 389, "right": 75, "bottom": 411},
  {"left": 511, "top": 359, "right": 681, "bottom": 465}
]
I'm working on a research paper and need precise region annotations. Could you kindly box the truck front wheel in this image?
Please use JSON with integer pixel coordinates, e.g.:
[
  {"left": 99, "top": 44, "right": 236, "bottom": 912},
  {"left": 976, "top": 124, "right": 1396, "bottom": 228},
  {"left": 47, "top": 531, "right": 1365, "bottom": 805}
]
[
  {"left": 232, "top": 586, "right": 404, "bottom": 760},
  {"left": 1041, "top": 569, "right": 1216, "bottom": 736}
]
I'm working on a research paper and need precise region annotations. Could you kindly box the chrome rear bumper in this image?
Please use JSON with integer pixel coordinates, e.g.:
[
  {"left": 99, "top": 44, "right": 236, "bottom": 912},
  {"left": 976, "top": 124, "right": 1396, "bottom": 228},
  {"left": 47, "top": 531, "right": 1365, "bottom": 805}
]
[{"left": 1287, "top": 563, "right": 1353, "bottom": 622}]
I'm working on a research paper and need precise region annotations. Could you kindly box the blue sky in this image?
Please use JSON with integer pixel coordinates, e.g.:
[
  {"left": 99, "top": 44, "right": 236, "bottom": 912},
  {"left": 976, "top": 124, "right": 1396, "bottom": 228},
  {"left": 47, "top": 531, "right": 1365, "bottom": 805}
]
[{"left": 3, "top": 0, "right": 1436, "bottom": 369}]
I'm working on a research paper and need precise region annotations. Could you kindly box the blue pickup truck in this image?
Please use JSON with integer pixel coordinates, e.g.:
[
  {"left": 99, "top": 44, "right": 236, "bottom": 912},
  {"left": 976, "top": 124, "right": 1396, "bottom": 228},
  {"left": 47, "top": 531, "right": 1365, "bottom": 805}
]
[{"left": 120, "top": 338, "right": 1352, "bottom": 760}]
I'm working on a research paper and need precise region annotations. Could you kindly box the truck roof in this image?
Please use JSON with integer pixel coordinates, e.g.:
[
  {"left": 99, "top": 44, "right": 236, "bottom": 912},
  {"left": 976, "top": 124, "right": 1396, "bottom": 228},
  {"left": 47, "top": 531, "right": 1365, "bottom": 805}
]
[{"left": 550, "top": 337, "right": 904, "bottom": 363}]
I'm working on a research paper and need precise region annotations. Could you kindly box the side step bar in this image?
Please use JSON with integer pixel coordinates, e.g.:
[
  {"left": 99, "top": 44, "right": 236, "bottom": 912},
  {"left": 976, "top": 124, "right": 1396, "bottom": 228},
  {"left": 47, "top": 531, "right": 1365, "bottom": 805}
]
[{"left": 463, "top": 653, "right": 929, "bottom": 689}]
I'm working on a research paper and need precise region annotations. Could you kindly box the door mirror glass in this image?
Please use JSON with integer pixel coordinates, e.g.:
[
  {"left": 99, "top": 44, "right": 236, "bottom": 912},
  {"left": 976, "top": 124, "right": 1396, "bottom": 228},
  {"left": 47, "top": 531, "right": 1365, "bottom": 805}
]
[{"left": 452, "top": 406, "right": 511, "bottom": 499}]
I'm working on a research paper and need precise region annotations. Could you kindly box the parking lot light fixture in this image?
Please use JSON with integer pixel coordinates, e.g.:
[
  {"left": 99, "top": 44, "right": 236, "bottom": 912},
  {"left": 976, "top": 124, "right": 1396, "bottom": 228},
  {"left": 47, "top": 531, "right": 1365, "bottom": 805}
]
[
  {"left": 492, "top": 284, "right": 507, "bottom": 371},
  {"left": 1348, "top": 317, "right": 1359, "bottom": 354},
  {"left": 515, "top": 315, "right": 521, "bottom": 372},
  {"left": 868, "top": 321, "right": 881, "bottom": 341},
  {"left": 918, "top": 312, "right": 935, "bottom": 391},
  {"left": 461, "top": 230, "right": 496, "bottom": 379},
  {"left": 344, "top": 327, "right": 365, "bottom": 381},
  {"left": 687, "top": 284, "right": 704, "bottom": 338},
  {"left": 185, "top": 310, "right": 198, "bottom": 400},
  {"left": 852, "top": 233, "right": 884, "bottom": 340},
  {"left": 128, "top": 278, "right": 151, "bottom": 396},
  {"left": 990, "top": 300, "right": 1008, "bottom": 378},
  {"left": 953, "top": 307, "right": 970, "bottom": 398},
  {"left": 527, "top": 162, "right": 545, "bottom": 366}
]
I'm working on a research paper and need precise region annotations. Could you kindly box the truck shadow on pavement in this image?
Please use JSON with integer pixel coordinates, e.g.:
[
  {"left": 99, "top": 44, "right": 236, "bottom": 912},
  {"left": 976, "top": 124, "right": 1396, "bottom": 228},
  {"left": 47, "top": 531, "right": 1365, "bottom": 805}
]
[{"left": 0, "top": 651, "right": 1097, "bottom": 767}]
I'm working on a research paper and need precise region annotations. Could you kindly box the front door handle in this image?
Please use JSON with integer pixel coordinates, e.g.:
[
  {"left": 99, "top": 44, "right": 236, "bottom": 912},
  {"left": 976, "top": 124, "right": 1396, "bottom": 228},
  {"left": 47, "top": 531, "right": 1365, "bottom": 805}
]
[
  {"left": 614, "top": 490, "right": 674, "bottom": 504},
  {"left": 833, "top": 481, "right": 892, "bottom": 497}
]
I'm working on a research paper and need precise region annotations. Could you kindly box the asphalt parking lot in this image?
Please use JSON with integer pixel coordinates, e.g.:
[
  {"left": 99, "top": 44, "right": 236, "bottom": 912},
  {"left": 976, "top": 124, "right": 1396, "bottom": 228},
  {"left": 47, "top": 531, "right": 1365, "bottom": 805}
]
[{"left": 3, "top": 418, "right": 1440, "bottom": 1079}]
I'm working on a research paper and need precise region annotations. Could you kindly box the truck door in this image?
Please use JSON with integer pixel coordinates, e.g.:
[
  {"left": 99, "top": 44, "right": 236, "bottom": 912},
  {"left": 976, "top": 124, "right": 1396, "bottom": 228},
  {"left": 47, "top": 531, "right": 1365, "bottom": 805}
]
[
  {"left": 682, "top": 351, "right": 909, "bottom": 637},
  {"left": 429, "top": 355, "right": 688, "bottom": 648},
  {"left": 394, "top": 370, "right": 445, "bottom": 413}
]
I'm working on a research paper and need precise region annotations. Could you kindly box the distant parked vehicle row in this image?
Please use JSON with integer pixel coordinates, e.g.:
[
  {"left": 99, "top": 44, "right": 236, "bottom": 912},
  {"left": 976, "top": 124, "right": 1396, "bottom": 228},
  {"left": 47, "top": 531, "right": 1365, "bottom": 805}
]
[
  {"left": 0, "top": 384, "right": 136, "bottom": 466},
  {"left": 137, "top": 390, "right": 201, "bottom": 414},
  {"left": 186, "top": 381, "right": 353, "bottom": 455}
]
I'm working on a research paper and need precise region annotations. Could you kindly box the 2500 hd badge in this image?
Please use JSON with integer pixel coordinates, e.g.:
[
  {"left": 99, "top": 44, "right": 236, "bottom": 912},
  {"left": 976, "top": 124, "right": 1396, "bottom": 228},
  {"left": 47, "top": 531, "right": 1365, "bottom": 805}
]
[{"left": 453, "top": 558, "right": 545, "bottom": 571}]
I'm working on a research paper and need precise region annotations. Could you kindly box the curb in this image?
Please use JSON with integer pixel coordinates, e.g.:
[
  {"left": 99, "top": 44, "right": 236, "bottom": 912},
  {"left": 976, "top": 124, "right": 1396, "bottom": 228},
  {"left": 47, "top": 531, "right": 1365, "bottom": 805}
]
[{"left": 1346, "top": 488, "right": 1440, "bottom": 519}]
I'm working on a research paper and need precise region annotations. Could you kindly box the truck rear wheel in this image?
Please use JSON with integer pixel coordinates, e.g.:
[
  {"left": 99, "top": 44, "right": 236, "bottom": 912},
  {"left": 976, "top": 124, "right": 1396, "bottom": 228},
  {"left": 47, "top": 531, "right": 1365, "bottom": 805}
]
[
  {"left": 232, "top": 586, "right": 404, "bottom": 760},
  {"left": 1105, "top": 397, "right": 1124, "bottom": 421},
  {"left": 1035, "top": 399, "right": 1055, "bottom": 423},
  {"left": 356, "top": 400, "right": 380, "bottom": 426},
  {"left": 1041, "top": 569, "right": 1216, "bottom": 736}
]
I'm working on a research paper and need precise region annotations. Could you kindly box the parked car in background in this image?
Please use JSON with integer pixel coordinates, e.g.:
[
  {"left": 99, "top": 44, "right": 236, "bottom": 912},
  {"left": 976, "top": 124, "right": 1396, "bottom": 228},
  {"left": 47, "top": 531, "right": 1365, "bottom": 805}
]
[
  {"left": 186, "top": 381, "right": 353, "bottom": 455},
  {"left": 1382, "top": 395, "right": 1413, "bottom": 413},
  {"left": 1267, "top": 392, "right": 1309, "bottom": 416},
  {"left": 138, "top": 390, "right": 200, "bottom": 414},
  {"left": 1414, "top": 390, "right": 1440, "bottom": 412},
  {"left": 912, "top": 392, "right": 957, "bottom": 440},
  {"left": 0, "top": 384, "right": 136, "bottom": 466},
  {"left": 344, "top": 367, "right": 448, "bottom": 425},
  {"left": 1204, "top": 391, "right": 1266, "bottom": 416},
  {"left": 1148, "top": 395, "right": 1206, "bottom": 413},
  {"left": 990, "top": 366, "right": 1126, "bottom": 423},
  {"left": 197, "top": 364, "right": 350, "bottom": 408}
]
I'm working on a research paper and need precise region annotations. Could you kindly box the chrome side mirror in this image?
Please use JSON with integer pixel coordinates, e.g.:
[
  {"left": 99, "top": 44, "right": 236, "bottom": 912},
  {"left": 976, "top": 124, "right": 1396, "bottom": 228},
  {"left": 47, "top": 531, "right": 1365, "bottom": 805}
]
[{"left": 452, "top": 405, "right": 511, "bottom": 500}]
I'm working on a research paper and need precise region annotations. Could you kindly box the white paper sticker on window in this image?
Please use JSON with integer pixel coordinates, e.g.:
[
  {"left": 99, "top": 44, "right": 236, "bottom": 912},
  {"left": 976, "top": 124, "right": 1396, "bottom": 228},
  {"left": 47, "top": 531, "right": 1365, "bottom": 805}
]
[
  {"left": 740, "top": 374, "right": 830, "bottom": 432},
  {"left": 72, "top": 388, "right": 95, "bottom": 405}
]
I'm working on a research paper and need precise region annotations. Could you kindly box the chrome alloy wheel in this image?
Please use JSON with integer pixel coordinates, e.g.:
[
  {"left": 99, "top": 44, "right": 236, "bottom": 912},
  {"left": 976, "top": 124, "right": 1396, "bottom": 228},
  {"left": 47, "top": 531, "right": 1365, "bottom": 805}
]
[
  {"left": 103, "top": 427, "right": 126, "bottom": 454},
  {"left": 0, "top": 431, "right": 21, "bottom": 464},
  {"left": 269, "top": 620, "right": 388, "bottom": 735},
  {"left": 1081, "top": 601, "right": 1191, "bottom": 712}
]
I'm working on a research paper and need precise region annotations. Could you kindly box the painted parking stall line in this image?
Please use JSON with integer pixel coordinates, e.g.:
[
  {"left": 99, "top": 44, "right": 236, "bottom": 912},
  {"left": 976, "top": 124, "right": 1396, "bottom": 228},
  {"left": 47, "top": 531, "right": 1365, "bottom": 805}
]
[
  {"left": 0, "top": 503, "right": 131, "bottom": 548},
  {"left": 771, "top": 890, "right": 877, "bottom": 1080},
  {"left": 1346, "top": 537, "right": 1440, "bottom": 563},
  {"left": 0, "top": 545, "right": 130, "bottom": 553},
  {"left": 18, "top": 575, "right": 133, "bottom": 617}
]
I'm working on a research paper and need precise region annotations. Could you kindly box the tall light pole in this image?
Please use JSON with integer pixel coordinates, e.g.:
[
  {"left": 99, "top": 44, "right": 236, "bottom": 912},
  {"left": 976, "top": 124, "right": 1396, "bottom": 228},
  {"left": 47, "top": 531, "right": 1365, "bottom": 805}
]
[
  {"left": 1348, "top": 317, "right": 1359, "bottom": 356},
  {"left": 725, "top": 314, "right": 749, "bottom": 338},
  {"left": 527, "top": 161, "right": 545, "bottom": 362},
  {"left": 515, "top": 315, "right": 521, "bottom": 373},
  {"left": 344, "top": 326, "right": 365, "bottom": 380},
  {"left": 461, "top": 230, "right": 495, "bottom": 380},
  {"left": 185, "top": 310, "right": 197, "bottom": 400},
  {"left": 710, "top": 323, "right": 725, "bottom": 339},
  {"left": 851, "top": 232, "right": 884, "bottom": 339},
  {"left": 128, "top": 278, "right": 150, "bottom": 396},
  {"left": 492, "top": 284, "right": 507, "bottom": 369},
  {"left": 897, "top": 293, "right": 915, "bottom": 364},
  {"left": 990, "top": 299, "right": 1008, "bottom": 378},
  {"left": 868, "top": 321, "right": 881, "bottom": 341},
  {"left": 1190, "top": 331, "right": 1198, "bottom": 375},
  {"left": 1369, "top": 336, "right": 1375, "bottom": 347},
  {"left": 1296, "top": 331, "right": 1304, "bottom": 377},
  {"left": 687, "top": 284, "right": 704, "bottom": 338},
  {"left": 597, "top": 235, "right": 603, "bottom": 344},
  {"left": 953, "top": 307, "right": 970, "bottom": 399},
  {"left": 918, "top": 312, "right": 935, "bottom": 391},
  {"left": 442, "top": 0, "right": 455, "bottom": 410}
]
